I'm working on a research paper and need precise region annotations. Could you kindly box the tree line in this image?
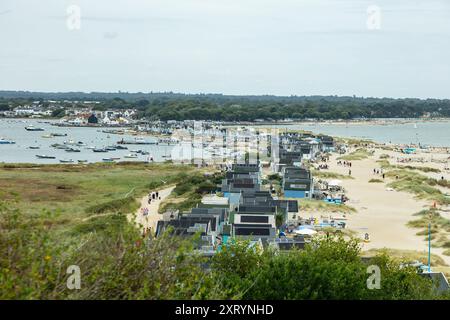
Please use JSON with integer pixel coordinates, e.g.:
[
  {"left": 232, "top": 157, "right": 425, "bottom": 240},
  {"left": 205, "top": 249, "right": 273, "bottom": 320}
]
[{"left": 1, "top": 92, "right": 450, "bottom": 120}]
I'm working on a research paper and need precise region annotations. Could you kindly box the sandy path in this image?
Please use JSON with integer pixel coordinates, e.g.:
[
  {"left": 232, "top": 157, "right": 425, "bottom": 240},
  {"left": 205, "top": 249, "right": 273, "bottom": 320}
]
[
  {"left": 128, "top": 185, "right": 175, "bottom": 236},
  {"left": 324, "top": 151, "right": 450, "bottom": 265}
]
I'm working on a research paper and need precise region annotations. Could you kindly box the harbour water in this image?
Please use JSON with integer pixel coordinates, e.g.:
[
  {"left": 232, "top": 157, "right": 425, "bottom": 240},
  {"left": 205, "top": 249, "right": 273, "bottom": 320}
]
[
  {"left": 0, "top": 119, "right": 174, "bottom": 164},
  {"left": 265, "top": 120, "right": 450, "bottom": 147},
  {"left": 1, "top": 119, "right": 449, "bottom": 164}
]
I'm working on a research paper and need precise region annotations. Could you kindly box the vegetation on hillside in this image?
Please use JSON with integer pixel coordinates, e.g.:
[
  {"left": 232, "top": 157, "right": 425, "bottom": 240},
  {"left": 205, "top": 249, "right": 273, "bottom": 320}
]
[{"left": 1, "top": 201, "right": 446, "bottom": 300}]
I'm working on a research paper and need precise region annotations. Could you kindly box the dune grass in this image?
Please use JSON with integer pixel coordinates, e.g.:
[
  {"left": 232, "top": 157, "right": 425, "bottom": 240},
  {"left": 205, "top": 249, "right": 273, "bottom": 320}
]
[
  {"left": 158, "top": 172, "right": 224, "bottom": 213},
  {"left": 312, "top": 170, "right": 354, "bottom": 180},
  {"left": 338, "top": 148, "right": 373, "bottom": 161},
  {"left": 297, "top": 199, "right": 356, "bottom": 213},
  {"left": 385, "top": 169, "right": 450, "bottom": 205},
  {"left": 406, "top": 209, "right": 450, "bottom": 250},
  {"left": 362, "top": 248, "right": 447, "bottom": 267},
  {"left": 368, "top": 178, "right": 384, "bottom": 183},
  {"left": 376, "top": 159, "right": 441, "bottom": 174}
]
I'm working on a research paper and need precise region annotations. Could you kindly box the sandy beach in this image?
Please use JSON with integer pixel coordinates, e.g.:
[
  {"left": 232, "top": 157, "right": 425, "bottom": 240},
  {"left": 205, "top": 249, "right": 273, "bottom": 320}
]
[{"left": 310, "top": 145, "right": 450, "bottom": 265}]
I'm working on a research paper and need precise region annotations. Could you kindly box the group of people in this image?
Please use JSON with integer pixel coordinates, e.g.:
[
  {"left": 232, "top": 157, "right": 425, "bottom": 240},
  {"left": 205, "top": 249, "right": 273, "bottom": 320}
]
[
  {"left": 337, "top": 160, "right": 352, "bottom": 167},
  {"left": 147, "top": 191, "right": 160, "bottom": 204},
  {"left": 317, "top": 163, "right": 329, "bottom": 170},
  {"left": 373, "top": 168, "right": 385, "bottom": 179}
]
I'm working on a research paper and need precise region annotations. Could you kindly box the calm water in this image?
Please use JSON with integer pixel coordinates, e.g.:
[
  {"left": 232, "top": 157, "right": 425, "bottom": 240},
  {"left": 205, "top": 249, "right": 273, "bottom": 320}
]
[
  {"left": 1, "top": 119, "right": 449, "bottom": 164},
  {"left": 266, "top": 120, "right": 450, "bottom": 147},
  {"left": 0, "top": 119, "right": 174, "bottom": 164}
]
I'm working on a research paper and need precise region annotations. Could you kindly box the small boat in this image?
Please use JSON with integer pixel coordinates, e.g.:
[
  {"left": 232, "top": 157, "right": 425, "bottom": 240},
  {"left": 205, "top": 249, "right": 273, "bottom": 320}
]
[
  {"left": 51, "top": 133, "right": 67, "bottom": 137},
  {"left": 78, "top": 160, "right": 88, "bottom": 164},
  {"left": 115, "top": 145, "right": 128, "bottom": 150},
  {"left": 0, "top": 138, "right": 15, "bottom": 144},
  {"left": 93, "top": 148, "right": 108, "bottom": 153},
  {"left": 124, "top": 154, "right": 138, "bottom": 159},
  {"left": 102, "top": 158, "right": 115, "bottom": 162},
  {"left": 105, "top": 146, "right": 117, "bottom": 151},
  {"left": 60, "top": 159, "right": 74, "bottom": 163},
  {"left": 65, "top": 148, "right": 81, "bottom": 153},
  {"left": 41, "top": 134, "right": 53, "bottom": 138},
  {"left": 51, "top": 143, "right": 69, "bottom": 149},
  {"left": 25, "top": 125, "right": 45, "bottom": 131},
  {"left": 36, "top": 155, "right": 56, "bottom": 159},
  {"left": 28, "top": 146, "right": 40, "bottom": 149},
  {"left": 64, "top": 140, "right": 76, "bottom": 145}
]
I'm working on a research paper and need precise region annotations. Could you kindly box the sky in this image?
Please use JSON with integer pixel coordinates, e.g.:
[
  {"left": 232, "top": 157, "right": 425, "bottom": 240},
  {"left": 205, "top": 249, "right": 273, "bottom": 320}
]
[{"left": 0, "top": 0, "right": 450, "bottom": 98}]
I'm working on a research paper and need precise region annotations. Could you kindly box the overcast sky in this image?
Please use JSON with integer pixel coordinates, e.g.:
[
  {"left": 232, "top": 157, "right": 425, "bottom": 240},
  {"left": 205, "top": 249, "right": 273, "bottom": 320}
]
[{"left": 1, "top": 0, "right": 449, "bottom": 98}]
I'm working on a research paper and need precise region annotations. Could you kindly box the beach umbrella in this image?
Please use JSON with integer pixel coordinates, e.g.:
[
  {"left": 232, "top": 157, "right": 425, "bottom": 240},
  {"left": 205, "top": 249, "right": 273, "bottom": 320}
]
[
  {"left": 293, "top": 228, "right": 317, "bottom": 236},
  {"left": 328, "top": 179, "right": 342, "bottom": 187}
]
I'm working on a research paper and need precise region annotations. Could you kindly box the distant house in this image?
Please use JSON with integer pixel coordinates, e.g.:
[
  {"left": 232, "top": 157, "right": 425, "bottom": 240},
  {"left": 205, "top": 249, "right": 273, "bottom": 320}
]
[{"left": 88, "top": 114, "right": 98, "bottom": 124}]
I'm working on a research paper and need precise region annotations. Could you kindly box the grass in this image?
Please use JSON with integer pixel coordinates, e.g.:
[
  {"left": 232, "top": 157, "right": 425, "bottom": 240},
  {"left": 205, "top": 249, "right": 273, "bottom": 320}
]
[
  {"left": 297, "top": 199, "right": 356, "bottom": 213},
  {"left": 312, "top": 170, "right": 354, "bottom": 180},
  {"left": 368, "top": 178, "right": 383, "bottom": 183},
  {"left": 376, "top": 159, "right": 442, "bottom": 174},
  {"left": 158, "top": 172, "right": 224, "bottom": 213},
  {"left": 385, "top": 169, "right": 450, "bottom": 205},
  {"left": 0, "top": 162, "right": 198, "bottom": 236},
  {"left": 362, "top": 248, "right": 448, "bottom": 267},
  {"left": 406, "top": 209, "right": 450, "bottom": 250},
  {"left": 337, "top": 148, "right": 373, "bottom": 161},
  {"left": 341, "top": 138, "right": 375, "bottom": 146}
]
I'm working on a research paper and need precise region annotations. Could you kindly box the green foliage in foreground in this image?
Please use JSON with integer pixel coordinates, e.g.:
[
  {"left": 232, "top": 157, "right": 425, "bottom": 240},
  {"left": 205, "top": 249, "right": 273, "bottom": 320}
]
[{"left": 2, "top": 201, "right": 447, "bottom": 300}]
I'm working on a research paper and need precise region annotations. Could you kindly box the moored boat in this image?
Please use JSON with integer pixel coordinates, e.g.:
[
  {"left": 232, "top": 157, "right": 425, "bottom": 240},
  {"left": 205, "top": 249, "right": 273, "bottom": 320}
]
[
  {"left": 60, "top": 159, "right": 74, "bottom": 163},
  {"left": 36, "top": 155, "right": 56, "bottom": 159},
  {"left": 0, "top": 138, "right": 15, "bottom": 144},
  {"left": 124, "top": 153, "right": 138, "bottom": 158},
  {"left": 25, "top": 125, "right": 45, "bottom": 131}
]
